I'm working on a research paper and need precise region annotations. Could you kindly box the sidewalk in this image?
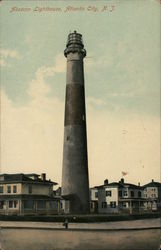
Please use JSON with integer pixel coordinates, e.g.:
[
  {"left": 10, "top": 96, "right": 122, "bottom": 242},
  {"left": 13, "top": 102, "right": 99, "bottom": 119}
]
[{"left": 0, "top": 218, "right": 160, "bottom": 230}]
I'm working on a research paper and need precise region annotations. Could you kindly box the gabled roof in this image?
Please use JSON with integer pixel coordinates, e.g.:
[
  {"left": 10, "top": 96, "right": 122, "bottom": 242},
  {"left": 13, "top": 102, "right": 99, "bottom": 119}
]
[
  {"left": 142, "top": 181, "right": 161, "bottom": 188},
  {"left": 0, "top": 173, "right": 58, "bottom": 185}
]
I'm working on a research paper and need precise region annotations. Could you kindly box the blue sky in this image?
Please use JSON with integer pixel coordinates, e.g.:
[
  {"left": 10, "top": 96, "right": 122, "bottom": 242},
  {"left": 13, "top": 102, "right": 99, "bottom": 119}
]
[{"left": 0, "top": 0, "right": 160, "bottom": 186}]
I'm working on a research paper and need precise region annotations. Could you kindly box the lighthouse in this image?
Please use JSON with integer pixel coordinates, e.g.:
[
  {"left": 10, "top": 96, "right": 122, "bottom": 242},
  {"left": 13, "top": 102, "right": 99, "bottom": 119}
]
[{"left": 61, "top": 31, "right": 89, "bottom": 214}]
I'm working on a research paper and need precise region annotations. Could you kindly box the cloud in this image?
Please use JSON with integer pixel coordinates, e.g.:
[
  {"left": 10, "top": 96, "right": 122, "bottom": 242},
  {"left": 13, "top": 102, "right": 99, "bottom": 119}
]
[
  {"left": 0, "top": 59, "right": 6, "bottom": 67},
  {"left": 0, "top": 49, "right": 20, "bottom": 67},
  {"left": 87, "top": 97, "right": 106, "bottom": 106},
  {"left": 27, "top": 53, "right": 65, "bottom": 101},
  {"left": 0, "top": 49, "right": 20, "bottom": 59},
  {"left": 36, "top": 53, "right": 65, "bottom": 77},
  {"left": 0, "top": 54, "right": 66, "bottom": 183},
  {"left": 1, "top": 85, "right": 64, "bottom": 184}
]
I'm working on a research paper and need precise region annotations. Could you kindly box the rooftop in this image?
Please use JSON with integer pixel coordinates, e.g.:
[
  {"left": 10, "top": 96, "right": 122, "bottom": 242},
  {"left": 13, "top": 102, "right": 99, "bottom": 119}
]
[
  {"left": 142, "top": 180, "right": 161, "bottom": 188},
  {"left": 0, "top": 173, "right": 58, "bottom": 185}
]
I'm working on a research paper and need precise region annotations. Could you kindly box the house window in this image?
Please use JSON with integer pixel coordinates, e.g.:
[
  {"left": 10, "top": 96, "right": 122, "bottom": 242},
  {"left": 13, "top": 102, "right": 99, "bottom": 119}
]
[
  {"left": 0, "top": 186, "right": 3, "bottom": 193},
  {"left": 8, "top": 200, "right": 18, "bottom": 208},
  {"left": 50, "top": 201, "right": 57, "bottom": 210},
  {"left": 138, "top": 191, "right": 141, "bottom": 198},
  {"left": 0, "top": 176, "right": 4, "bottom": 181},
  {"left": 119, "top": 190, "right": 122, "bottom": 197},
  {"left": 0, "top": 201, "right": 4, "bottom": 209},
  {"left": 95, "top": 192, "right": 98, "bottom": 198},
  {"left": 7, "top": 186, "right": 11, "bottom": 193},
  {"left": 13, "top": 201, "right": 18, "bottom": 208},
  {"left": 106, "top": 191, "right": 111, "bottom": 197},
  {"left": 24, "top": 200, "right": 34, "bottom": 210},
  {"left": 67, "top": 136, "right": 70, "bottom": 141},
  {"left": 110, "top": 202, "right": 116, "bottom": 208},
  {"left": 102, "top": 202, "right": 107, "bottom": 208},
  {"left": 123, "top": 190, "right": 128, "bottom": 196},
  {"left": 13, "top": 185, "right": 17, "bottom": 193},
  {"left": 28, "top": 185, "right": 32, "bottom": 194},
  {"left": 123, "top": 202, "right": 126, "bottom": 207},
  {"left": 131, "top": 191, "right": 134, "bottom": 197},
  {"left": 37, "top": 200, "right": 46, "bottom": 210},
  {"left": 90, "top": 202, "right": 93, "bottom": 209}
]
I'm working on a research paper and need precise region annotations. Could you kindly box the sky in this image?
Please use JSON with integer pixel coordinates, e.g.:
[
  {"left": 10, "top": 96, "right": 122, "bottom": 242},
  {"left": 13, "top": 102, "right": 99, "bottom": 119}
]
[{"left": 0, "top": 0, "right": 160, "bottom": 187}]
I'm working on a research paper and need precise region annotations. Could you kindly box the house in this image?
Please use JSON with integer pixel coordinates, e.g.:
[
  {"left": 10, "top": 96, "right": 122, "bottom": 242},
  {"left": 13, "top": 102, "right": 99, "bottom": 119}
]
[
  {"left": 0, "top": 173, "right": 59, "bottom": 215},
  {"left": 90, "top": 179, "right": 121, "bottom": 214},
  {"left": 118, "top": 179, "right": 145, "bottom": 214},
  {"left": 143, "top": 179, "right": 161, "bottom": 211},
  {"left": 90, "top": 179, "right": 145, "bottom": 214},
  {"left": 97, "top": 181, "right": 121, "bottom": 214}
]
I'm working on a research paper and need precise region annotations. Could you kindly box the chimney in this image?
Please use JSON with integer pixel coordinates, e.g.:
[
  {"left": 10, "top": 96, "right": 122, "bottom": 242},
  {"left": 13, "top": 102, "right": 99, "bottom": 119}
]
[
  {"left": 152, "top": 179, "right": 154, "bottom": 182},
  {"left": 138, "top": 182, "right": 140, "bottom": 186},
  {"left": 41, "top": 173, "right": 46, "bottom": 181},
  {"left": 120, "top": 178, "right": 124, "bottom": 184},
  {"left": 104, "top": 179, "right": 108, "bottom": 185}
]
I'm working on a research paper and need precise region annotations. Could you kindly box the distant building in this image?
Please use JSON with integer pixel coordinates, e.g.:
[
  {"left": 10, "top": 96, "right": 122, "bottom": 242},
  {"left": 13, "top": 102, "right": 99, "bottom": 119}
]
[
  {"left": 0, "top": 173, "right": 59, "bottom": 215},
  {"left": 90, "top": 178, "right": 145, "bottom": 214},
  {"left": 143, "top": 179, "right": 161, "bottom": 211}
]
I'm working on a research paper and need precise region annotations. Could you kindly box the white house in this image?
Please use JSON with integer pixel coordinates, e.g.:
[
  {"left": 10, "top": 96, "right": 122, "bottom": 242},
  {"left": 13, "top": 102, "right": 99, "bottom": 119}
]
[{"left": 90, "top": 178, "right": 145, "bottom": 214}]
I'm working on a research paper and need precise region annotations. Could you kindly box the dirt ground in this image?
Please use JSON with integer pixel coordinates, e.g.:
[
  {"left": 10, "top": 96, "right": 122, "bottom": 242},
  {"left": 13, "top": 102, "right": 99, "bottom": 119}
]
[{"left": 0, "top": 219, "right": 160, "bottom": 250}]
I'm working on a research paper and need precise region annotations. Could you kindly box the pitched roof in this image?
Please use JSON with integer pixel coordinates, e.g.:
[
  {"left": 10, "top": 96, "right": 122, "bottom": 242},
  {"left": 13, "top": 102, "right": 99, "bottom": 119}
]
[
  {"left": 91, "top": 182, "right": 143, "bottom": 189},
  {"left": 0, "top": 173, "right": 58, "bottom": 185},
  {"left": 142, "top": 181, "right": 161, "bottom": 188}
]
